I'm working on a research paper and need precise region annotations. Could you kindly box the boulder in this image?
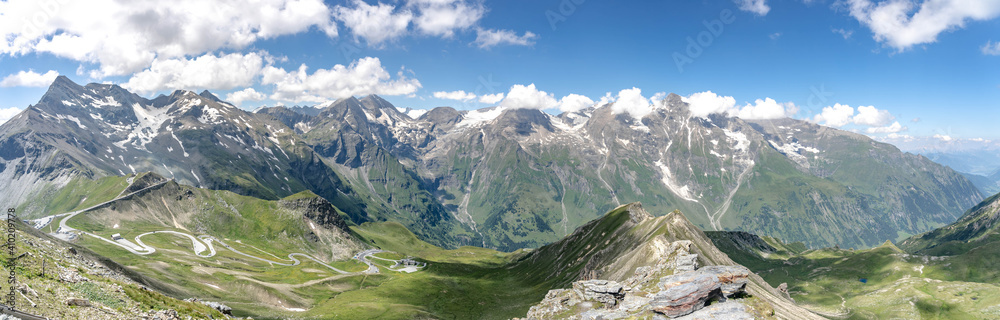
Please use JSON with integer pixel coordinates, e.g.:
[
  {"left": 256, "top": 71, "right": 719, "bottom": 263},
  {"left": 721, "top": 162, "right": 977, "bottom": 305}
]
[
  {"left": 65, "top": 298, "right": 91, "bottom": 307},
  {"left": 650, "top": 272, "right": 722, "bottom": 318},
  {"left": 674, "top": 300, "right": 754, "bottom": 320},
  {"left": 697, "top": 265, "right": 750, "bottom": 297},
  {"left": 573, "top": 280, "right": 625, "bottom": 306}
]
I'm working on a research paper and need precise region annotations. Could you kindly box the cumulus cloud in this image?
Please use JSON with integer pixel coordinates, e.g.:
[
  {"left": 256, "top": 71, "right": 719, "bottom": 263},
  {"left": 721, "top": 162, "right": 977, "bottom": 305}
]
[
  {"left": 473, "top": 28, "right": 538, "bottom": 49},
  {"left": 866, "top": 121, "right": 907, "bottom": 133},
  {"left": 262, "top": 57, "right": 421, "bottom": 103},
  {"left": 845, "top": 0, "right": 1000, "bottom": 51},
  {"left": 123, "top": 52, "right": 265, "bottom": 95},
  {"left": 813, "top": 103, "right": 855, "bottom": 127},
  {"left": 852, "top": 105, "right": 894, "bottom": 126},
  {"left": 735, "top": 0, "right": 771, "bottom": 15},
  {"left": 409, "top": 0, "right": 484, "bottom": 37},
  {"left": 0, "top": 0, "right": 336, "bottom": 77},
  {"left": 683, "top": 92, "right": 797, "bottom": 120},
  {"left": 933, "top": 134, "right": 954, "bottom": 142},
  {"left": 557, "top": 94, "right": 595, "bottom": 113},
  {"left": 0, "top": 107, "right": 22, "bottom": 125},
  {"left": 226, "top": 88, "right": 267, "bottom": 107},
  {"left": 982, "top": 40, "right": 1000, "bottom": 55},
  {"left": 433, "top": 90, "right": 477, "bottom": 101},
  {"left": 610, "top": 88, "right": 653, "bottom": 120},
  {"left": 498, "top": 84, "right": 558, "bottom": 110},
  {"left": 683, "top": 91, "right": 737, "bottom": 118},
  {"left": 478, "top": 92, "right": 504, "bottom": 104},
  {"left": 733, "top": 98, "right": 799, "bottom": 120},
  {"left": 596, "top": 92, "right": 616, "bottom": 107},
  {"left": 334, "top": 0, "right": 413, "bottom": 46},
  {"left": 0, "top": 70, "right": 59, "bottom": 87}
]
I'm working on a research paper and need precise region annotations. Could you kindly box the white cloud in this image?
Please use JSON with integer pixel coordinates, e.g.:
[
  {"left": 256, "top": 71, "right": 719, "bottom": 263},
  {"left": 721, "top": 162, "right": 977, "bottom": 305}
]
[
  {"left": 813, "top": 103, "right": 855, "bottom": 127},
  {"left": 262, "top": 57, "right": 421, "bottom": 103},
  {"left": 408, "top": 0, "right": 484, "bottom": 37},
  {"left": 0, "top": 0, "right": 336, "bottom": 77},
  {"left": 769, "top": 32, "right": 782, "bottom": 40},
  {"left": 982, "top": 40, "right": 1000, "bottom": 55},
  {"left": 498, "top": 84, "right": 558, "bottom": 110},
  {"left": 557, "top": 94, "right": 594, "bottom": 113},
  {"left": 684, "top": 92, "right": 797, "bottom": 120},
  {"left": 123, "top": 52, "right": 265, "bottom": 95},
  {"left": 596, "top": 92, "right": 616, "bottom": 107},
  {"left": 0, "top": 107, "right": 22, "bottom": 125},
  {"left": 845, "top": 0, "right": 1000, "bottom": 51},
  {"left": 735, "top": 0, "right": 771, "bottom": 15},
  {"left": 733, "top": 98, "right": 799, "bottom": 120},
  {"left": 226, "top": 88, "right": 266, "bottom": 107},
  {"left": 610, "top": 87, "right": 653, "bottom": 120},
  {"left": 933, "top": 133, "right": 954, "bottom": 142},
  {"left": 334, "top": 0, "right": 413, "bottom": 46},
  {"left": 473, "top": 28, "right": 538, "bottom": 49},
  {"left": 832, "top": 28, "right": 854, "bottom": 39},
  {"left": 852, "top": 105, "right": 894, "bottom": 126},
  {"left": 0, "top": 70, "right": 59, "bottom": 87},
  {"left": 433, "top": 90, "right": 476, "bottom": 101},
  {"left": 866, "top": 121, "right": 907, "bottom": 133},
  {"left": 886, "top": 133, "right": 913, "bottom": 140},
  {"left": 683, "top": 91, "right": 737, "bottom": 118},
  {"left": 478, "top": 92, "right": 504, "bottom": 104},
  {"left": 649, "top": 92, "right": 668, "bottom": 106}
]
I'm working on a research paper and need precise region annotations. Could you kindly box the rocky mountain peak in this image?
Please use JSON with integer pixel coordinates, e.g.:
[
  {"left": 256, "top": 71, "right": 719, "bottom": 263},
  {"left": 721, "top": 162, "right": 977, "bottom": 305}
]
[
  {"left": 198, "top": 90, "right": 223, "bottom": 103},
  {"left": 493, "top": 108, "right": 554, "bottom": 135},
  {"left": 622, "top": 202, "right": 653, "bottom": 224}
]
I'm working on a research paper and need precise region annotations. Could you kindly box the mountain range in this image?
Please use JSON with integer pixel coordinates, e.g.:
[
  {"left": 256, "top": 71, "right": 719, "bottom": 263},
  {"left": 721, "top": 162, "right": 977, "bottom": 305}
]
[{"left": 0, "top": 77, "right": 983, "bottom": 251}]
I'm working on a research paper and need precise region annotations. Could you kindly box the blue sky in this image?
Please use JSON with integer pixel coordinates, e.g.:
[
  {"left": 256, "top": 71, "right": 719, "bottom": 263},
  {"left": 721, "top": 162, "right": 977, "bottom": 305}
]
[{"left": 1, "top": 0, "right": 998, "bottom": 147}]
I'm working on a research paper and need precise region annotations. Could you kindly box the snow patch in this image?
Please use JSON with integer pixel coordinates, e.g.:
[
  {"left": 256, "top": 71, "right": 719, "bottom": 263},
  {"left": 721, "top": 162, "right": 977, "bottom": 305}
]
[
  {"left": 91, "top": 95, "right": 121, "bottom": 108},
  {"left": 55, "top": 114, "right": 86, "bottom": 129},
  {"left": 406, "top": 108, "right": 428, "bottom": 119},
  {"left": 457, "top": 107, "right": 504, "bottom": 127},
  {"left": 654, "top": 160, "right": 698, "bottom": 202},
  {"left": 723, "top": 129, "right": 750, "bottom": 153},
  {"left": 198, "top": 106, "right": 224, "bottom": 124},
  {"left": 169, "top": 130, "right": 189, "bottom": 157}
]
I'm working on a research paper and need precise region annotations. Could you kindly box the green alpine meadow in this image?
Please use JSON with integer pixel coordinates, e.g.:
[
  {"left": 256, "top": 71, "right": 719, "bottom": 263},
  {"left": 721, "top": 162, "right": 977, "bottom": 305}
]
[{"left": 1, "top": 1, "right": 998, "bottom": 319}]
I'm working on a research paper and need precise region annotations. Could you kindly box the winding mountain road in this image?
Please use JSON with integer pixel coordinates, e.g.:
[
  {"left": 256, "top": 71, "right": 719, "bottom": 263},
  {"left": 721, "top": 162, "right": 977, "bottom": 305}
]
[{"left": 42, "top": 178, "right": 356, "bottom": 275}]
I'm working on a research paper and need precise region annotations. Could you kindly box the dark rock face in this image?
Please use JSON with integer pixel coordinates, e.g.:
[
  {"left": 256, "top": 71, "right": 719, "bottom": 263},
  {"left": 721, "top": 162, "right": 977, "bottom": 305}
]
[{"left": 279, "top": 196, "right": 351, "bottom": 233}]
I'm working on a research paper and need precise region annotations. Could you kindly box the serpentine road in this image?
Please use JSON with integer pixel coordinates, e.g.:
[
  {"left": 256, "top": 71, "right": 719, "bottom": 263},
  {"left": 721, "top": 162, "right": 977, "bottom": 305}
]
[{"left": 45, "top": 178, "right": 350, "bottom": 274}]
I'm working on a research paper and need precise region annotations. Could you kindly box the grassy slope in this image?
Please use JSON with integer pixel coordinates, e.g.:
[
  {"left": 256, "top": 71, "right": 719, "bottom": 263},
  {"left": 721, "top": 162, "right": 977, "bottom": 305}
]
[
  {"left": 1, "top": 219, "right": 226, "bottom": 319},
  {"left": 63, "top": 180, "right": 371, "bottom": 319},
  {"left": 16, "top": 174, "right": 135, "bottom": 219},
  {"left": 709, "top": 231, "right": 1000, "bottom": 319}
]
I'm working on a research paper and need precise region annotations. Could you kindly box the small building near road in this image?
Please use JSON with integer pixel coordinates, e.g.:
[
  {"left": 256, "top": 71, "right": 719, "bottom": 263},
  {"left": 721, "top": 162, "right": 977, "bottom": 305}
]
[{"left": 111, "top": 233, "right": 123, "bottom": 240}]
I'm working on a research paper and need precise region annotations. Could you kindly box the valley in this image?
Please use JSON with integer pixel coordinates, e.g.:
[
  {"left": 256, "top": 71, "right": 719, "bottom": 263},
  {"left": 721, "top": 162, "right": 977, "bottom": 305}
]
[{"left": 0, "top": 78, "right": 994, "bottom": 320}]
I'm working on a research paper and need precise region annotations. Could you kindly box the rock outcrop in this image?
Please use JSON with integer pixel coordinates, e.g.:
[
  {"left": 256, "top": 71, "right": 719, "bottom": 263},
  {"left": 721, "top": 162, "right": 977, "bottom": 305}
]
[{"left": 524, "top": 241, "right": 754, "bottom": 319}]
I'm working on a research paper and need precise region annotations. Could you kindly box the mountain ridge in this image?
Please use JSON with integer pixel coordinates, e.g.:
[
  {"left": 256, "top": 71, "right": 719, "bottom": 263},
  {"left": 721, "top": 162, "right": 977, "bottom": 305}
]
[{"left": 1, "top": 77, "right": 983, "bottom": 252}]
